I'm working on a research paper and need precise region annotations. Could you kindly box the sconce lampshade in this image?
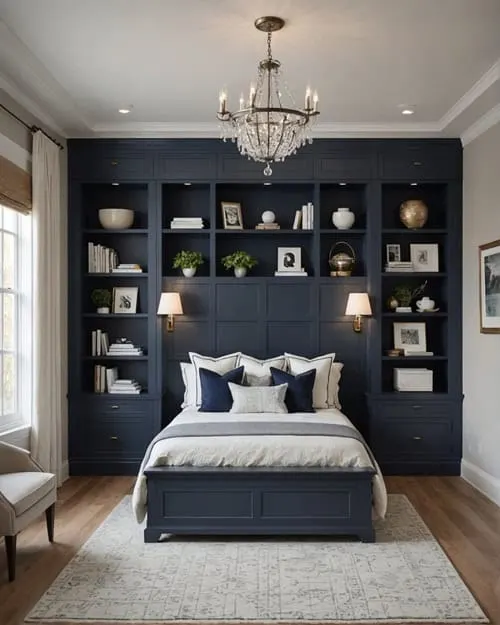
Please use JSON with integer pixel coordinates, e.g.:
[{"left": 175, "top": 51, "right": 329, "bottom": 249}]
[
  {"left": 157, "top": 292, "right": 183, "bottom": 316},
  {"left": 345, "top": 292, "right": 372, "bottom": 316}
]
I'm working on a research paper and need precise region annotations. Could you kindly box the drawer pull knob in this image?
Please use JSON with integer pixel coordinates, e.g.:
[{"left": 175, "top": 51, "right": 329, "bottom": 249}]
[
  {"left": 413, "top": 160, "right": 422, "bottom": 166},
  {"left": 111, "top": 160, "right": 118, "bottom": 166},
  {"left": 413, "top": 436, "right": 423, "bottom": 441},
  {"left": 411, "top": 405, "right": 422, "bottom": 409},
  {"left": 110, "top": 436, "right": 119, "bottom": 441},
  {"left": 111, "top": 405, "right": 119, "bottom": 409}
]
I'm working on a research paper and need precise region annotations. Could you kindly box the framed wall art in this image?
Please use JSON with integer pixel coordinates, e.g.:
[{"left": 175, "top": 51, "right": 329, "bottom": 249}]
[
  {"left": 112, "top": 287, "right": 138, "bottom": 314},
  {"left": 221, "top": 202, "right": 243, "bottom": 229},
  {"left": 393, "top": 322, "right": 427, "bottom": 352},
  {"left": 410, "top": 243, "right": 439, "bottom": 272},
  {"left": 277, "top": 247, "right": 302, "bottom": 272},
  {"left": 386, "top": 243, "right": 401, "bottom": 264},
  {"left": 479, "top": 238, "right": 500, "bottom": 333}
]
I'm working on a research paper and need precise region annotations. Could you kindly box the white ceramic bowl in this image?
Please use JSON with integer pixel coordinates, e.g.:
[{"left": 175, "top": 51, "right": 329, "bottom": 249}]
[{"left": 98, "top": 208, "right": 134, "bottom": 229}]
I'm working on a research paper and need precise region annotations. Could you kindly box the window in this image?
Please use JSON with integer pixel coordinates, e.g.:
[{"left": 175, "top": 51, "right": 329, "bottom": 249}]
[{"left": 0, "top": 204, "right": 32, "bottom": 433}]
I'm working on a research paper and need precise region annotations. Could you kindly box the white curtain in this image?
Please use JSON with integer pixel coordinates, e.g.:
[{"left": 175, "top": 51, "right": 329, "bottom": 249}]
[{"left": 31, "top": 131, "right": 63, "bottom": 483}]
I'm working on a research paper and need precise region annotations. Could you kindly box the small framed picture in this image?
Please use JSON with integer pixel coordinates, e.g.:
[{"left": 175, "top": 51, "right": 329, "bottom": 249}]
[
  {"left": 393, "top": 322, "right": 427, "bottom": 352},
  {"left": 221, "top": 202, "right": 243, "bottom": 229},
  {"left": 410, "top": 243, "right": 439, "bottom": 272},
  {"left": 277, "top": 247, "right": 302, "bottom": 272},
  {"left": 113, "top": 287, "right": 138, "bottom": 314},
  {"left": 386, "top": 243, "right": 401, "bottom": 264},
  {"left": 479, "top": 238, "right": 500, "bottom": 333}
]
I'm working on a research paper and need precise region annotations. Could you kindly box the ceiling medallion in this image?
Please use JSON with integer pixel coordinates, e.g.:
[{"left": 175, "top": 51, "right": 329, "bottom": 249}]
[{"left": 217, "top": 16, "right": 319, "bottom": 176}]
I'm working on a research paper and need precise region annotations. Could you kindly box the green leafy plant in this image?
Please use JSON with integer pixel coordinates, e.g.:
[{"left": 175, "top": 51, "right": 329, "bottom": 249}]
[
  {"left": 221, "top": 251, "right": 258, "bottom": 270},
  {"left": 172, "top": 250, "right": 204, "bottom": 269},
  {"left": 91, "top": 288, "right": 112, "bottom": 308},
  {"left": 392, "top": 281, "right": 427, "bottom": 307}
]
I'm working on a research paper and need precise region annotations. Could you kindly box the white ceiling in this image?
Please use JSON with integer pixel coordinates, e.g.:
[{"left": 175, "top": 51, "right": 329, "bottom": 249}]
[{"left": 0, "top": 0, "right": 499, "bottom": 140}]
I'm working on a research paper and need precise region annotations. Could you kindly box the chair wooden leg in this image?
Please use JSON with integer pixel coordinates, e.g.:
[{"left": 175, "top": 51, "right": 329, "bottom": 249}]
[
  {"left": 45, "top": 503, "right": 55, "bottom": 543},
  {"left": 5, "top": 535, "right": 17, "bottom": 582}
]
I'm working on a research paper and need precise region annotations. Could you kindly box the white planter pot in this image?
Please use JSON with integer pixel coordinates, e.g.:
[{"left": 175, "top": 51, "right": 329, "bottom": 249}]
[
  {"left": 332, "top": 207, "right": 355, "bottom": 230},
  {"left": 234, "top": 267, "right": 247, "bottom": 278},
  {"left": 182, "top": 267, "right": 197, "bottom": 277},
  {"left": 97, "top": 307, "right": 110, "bottom": 314}
]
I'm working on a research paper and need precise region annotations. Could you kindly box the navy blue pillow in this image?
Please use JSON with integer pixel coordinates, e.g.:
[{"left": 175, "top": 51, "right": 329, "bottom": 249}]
[
  {"left": 270, "top": 367, "right": 316, "bottom": 413},
  {"left": 199, "top": 366, "right": 244, "bottom": 412}
]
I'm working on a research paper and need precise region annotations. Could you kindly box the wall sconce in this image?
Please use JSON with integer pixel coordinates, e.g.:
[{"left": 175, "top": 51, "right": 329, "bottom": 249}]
[
  {"left": 345, "top": 292, "right": 372, "bottom": 333},
  {"left": 157, "top": 292, "right": 183, "bottom": 332}
]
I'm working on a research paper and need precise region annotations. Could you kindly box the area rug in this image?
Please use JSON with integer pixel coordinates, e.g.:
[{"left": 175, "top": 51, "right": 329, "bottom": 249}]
[{"left": 25, "top": 495, "right": 488, "bottom": 625}]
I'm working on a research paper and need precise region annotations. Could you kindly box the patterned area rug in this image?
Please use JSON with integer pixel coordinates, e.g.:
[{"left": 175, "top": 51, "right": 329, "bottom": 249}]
[{"left": 25, "top": 495, "right": 488, "bottom": 625}]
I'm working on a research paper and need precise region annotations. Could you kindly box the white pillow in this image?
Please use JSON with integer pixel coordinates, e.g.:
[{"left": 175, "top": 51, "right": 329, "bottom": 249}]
[
  {"left": 329, "top": 362, "right": 344, "bottom": 410},
  {"left": 285, "top": 352, "right": 336, "bottom": 409},
  {"left": 229, "top": 382, "right": 288, "bottom": 414},
  {"left": 179, "top": 362, "right": 197, "bottom": 408},
  {"left": 189, "top": 352, "right": 241, "bottom": 405},
  {"left": 239, "top": 354, "right": 287, "bottom": 386}
]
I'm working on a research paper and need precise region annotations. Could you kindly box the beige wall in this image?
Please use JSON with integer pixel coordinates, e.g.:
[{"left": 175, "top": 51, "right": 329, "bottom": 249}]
[
  {"left": 0, "top": 88, "right": 68, "bottom": 477},
  {"left": 462, "top": 120, "right": 500, "bottom": 505}
]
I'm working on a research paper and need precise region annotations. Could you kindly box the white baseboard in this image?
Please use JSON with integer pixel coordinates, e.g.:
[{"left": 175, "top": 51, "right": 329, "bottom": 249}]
[
  {"left": 461, "top": 459, "right": 500, "bottom": 506},
  {"left": 59, "top": 460, "right": 69, "bottom": 484}
]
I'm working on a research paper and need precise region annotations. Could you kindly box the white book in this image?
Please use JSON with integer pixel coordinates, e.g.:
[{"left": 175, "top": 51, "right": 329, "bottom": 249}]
[
  {"left": 96, "top": 329, "right": 101, "bottom": 356},
  {"left": 100, "top": 366, "right": 106, "bottom": 393},
  {"left": 308, "top": 202, "right": 314, "bottom": 229},
  {"left": 91, "top": 330, "right": 97, "bottom": 357},
  {"left": 292, "top": 210, "right": 302, "bottom": 230}
]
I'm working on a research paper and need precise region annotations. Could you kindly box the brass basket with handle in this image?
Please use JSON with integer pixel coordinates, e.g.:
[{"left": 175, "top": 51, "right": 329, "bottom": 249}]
[{"left": 328, "top": 241, "right": 356, "bottom": 277}]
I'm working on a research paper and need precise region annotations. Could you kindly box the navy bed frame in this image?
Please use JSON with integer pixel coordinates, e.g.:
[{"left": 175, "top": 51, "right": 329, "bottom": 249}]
[{"left": 144, "top": 465, "right": 376, "bottom": 543}]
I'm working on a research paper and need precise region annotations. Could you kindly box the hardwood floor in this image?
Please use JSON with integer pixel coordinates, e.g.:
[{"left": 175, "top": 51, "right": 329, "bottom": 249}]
[{"left": 0, "top": 476, "right": 499, "bottom": 625}]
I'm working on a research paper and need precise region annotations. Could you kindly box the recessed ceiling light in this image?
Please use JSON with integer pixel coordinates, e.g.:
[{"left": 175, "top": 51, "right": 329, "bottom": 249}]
[
  {"left": 183, "top": 182, "right": 192, "bottom": 186},
  {"left": 339, "top": 182, "right": 347, "bottom": 186},
  {"left": 118, "top": 108, "right": 131, "bottom": 114},
  {"left": 111, "top": 182, "right": 120, "bottom": 186},
  {"left": 263, "top": 182, "right": 272, "bottom": 186},
  {"left": 401, "top": 108, "right": 414, "bottom": 116},
  {"left": 410, "top": 182, "right": 418, "bottom": 186}
]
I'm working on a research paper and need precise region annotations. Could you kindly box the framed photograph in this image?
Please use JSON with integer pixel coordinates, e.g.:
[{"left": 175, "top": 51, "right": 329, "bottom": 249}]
[
  {"left": 410, "top": 243, "right": 439, "bottom": 272},
  {"left": 221, "top": 202, "right": 243, "bottom": 230},
  {"left": 112, "top": 287, "right": 138, "bottom": 314},
  {"left": 386, "top": 243, "right": 401, "bottom": 264},
  {"left": 393, "top": 322, "right": 427, "bottom": 352},
  {"left": 277, "top": 247, "right": 302, "bottom": 272},
  {"left": 479, "top": 238, "right": 500, "bottom": 333}
]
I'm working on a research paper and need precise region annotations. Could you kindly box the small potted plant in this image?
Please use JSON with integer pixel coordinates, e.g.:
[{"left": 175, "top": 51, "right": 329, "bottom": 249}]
[
  {"left": 389, "top": 281, "right": 427, "bottom": 311},
  {"left": 172, "top": 250, "right": 204, "bottom": 277},
  {"left": 221, "top": 251, "right": 258, "bottom": 278},
  {"left": 91, "top": 288, "right": 112, "bottom": 314}
]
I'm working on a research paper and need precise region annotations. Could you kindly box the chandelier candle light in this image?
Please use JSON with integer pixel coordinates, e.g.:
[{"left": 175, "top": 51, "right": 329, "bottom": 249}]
[{"left": 217, "top": 16, "right": 319, "bottom": 176}]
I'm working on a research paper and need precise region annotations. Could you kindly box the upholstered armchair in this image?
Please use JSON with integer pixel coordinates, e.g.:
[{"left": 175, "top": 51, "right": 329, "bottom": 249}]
[{"left": 0, "top": 441, "right": 57, "bottom": 581}]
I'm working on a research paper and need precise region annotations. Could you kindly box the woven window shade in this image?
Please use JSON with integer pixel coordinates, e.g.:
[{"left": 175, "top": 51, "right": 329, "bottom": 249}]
[{"left": 0, "top": 154, "right": 32, "bottom": 214}]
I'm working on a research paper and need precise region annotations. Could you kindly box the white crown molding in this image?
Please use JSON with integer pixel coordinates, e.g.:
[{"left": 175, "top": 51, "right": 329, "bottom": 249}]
[
  {"left": 439, "top": 58, "right": 500, "bottom": 130},
  {"left": 461, "top": 103, "right": 500, "bottom": 146},
  {"left": 90, "top": 120, "right": 442, "bottom": 139}
]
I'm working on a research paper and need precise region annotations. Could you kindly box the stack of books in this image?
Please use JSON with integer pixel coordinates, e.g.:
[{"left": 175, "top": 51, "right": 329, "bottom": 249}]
[
  {"left": 91, "top": 329, "right": 109, "bottom": 356},
  {"left": 255, "top": 223, "right": 280, "bottom": 230},
  {"left": 107, "top": 367, "right": 143, "bottom": 395},
  {"left": 88, "top": 242, "right": 118, "bottom": 273},
  {"left": 107, "top": 340, "right": 144, "bottom": 357},
  {"left": 301, "top": 202, "right": 314, "bottom": 230},
  {"left": 111, "top": 263, "right": 143, "bottom": 273},
  {"left": 385, "top": 261, "right": 413, "bottom": 272},
  {"left": 274, "top": 269, "right": 308, "bottom": 277},
  {"left": 170, "top": 217, "right": 204, "bottom": 229},
  {"left": 394, "top": 368, "right": 433, "bottom": 391}
]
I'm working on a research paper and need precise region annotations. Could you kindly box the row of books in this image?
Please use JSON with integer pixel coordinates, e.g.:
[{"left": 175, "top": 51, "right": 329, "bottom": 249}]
[
  {"left": 170, "top": 217, "right": 205, "bottom": 229},
  {"left": 88, "top": 242, "right": 143, "bottom": 273},
  {"left": 91, "top": 332, "right": 144, "bottom": 357},
  {"left": 292, "top": 203, "right": 314, "bottom": 230},
  {"left": 93, "top": 365, "right": 143, "bottom": 394}
]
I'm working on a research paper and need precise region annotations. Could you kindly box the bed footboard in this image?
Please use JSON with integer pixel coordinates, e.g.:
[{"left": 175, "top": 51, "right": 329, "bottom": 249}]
[{"left": 144, "top": 466, "right": 376, "bottom": 543}]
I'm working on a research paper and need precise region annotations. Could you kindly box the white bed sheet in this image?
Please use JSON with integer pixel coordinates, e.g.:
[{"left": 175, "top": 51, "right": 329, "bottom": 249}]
[{"left": 132, "top": 407, "right": 387, "bottom": 522}]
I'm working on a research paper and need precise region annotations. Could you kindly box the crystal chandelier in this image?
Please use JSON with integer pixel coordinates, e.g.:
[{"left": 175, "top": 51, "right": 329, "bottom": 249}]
[{"left": 217, "top": 16, "right": 319, "bottom": 176}]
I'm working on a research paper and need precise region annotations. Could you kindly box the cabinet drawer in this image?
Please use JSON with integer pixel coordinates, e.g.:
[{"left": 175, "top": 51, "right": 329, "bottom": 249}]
[
  {"left": 376, "top": 402, "right": 450, "bottom": 420},
  {"left": 80, "top": 416, "right": 154, "bottom": 458},
  {"left": 156, "top": 155, "right": 215, "bottom": 180},
  {"left": 84, "top": 396, "right": 152, "bottom": 416},
  {"left": 371, "top": 418, "right": 454, "bottom": 458},
  {"left": 217, "top": 154, "right": 313, "bottom": 180},
  {"left": 314, "top": 154, "right": 374, "bottom": 180},
  {"left": 378, "top": 145, "right": 461, "bottom": 180},
  {"left": 74, "top": 154, "right": 154, "bottom": 181}
]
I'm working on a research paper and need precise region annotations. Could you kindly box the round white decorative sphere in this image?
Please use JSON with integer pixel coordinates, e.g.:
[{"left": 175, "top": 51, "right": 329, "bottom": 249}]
[{"left": 261, "top": 210, "right": 276, "bottom": 224}]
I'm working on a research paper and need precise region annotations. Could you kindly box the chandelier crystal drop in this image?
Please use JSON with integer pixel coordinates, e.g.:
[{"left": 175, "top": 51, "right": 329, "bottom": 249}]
[{"left": 217, "top": 16, "right": 319, "bottom": 176}]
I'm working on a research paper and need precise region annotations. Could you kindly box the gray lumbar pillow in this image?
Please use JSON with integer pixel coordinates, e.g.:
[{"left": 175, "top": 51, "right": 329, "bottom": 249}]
[{"left": 228, "top": 382, "right": 288, "bottom": 414}]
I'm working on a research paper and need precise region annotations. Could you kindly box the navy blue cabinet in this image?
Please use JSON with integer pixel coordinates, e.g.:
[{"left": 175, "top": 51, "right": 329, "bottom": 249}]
[{"left": 68, "top": 137, "right": 463, "bottom": 476}]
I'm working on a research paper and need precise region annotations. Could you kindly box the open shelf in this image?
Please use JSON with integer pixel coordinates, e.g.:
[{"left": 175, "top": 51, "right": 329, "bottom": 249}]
[
  {"left": 85, "top": 273, "right": 148, "bottom": 278},
  {"left": 84, "top": 356, "right": 149, "bottom": 361},
  {"left": 215, "top": 229, "right": 312, "bottom": 235},
  {"left": 163, "top": 229, "right": 209, "bottom": 235},
  {"left": 83, "top": 313, "right": 148, "bottom": 318}
]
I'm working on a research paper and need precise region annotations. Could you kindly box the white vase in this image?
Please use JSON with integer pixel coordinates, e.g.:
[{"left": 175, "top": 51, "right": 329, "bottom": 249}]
[
  {"left": 234, "top": 267, "right": 247, "bottom": 278},
  {"left": 182, "top": 267, "right": 196, "bottom": 277},
  {"left": 97, "top": 307, "right": 110, "bottom": 314},
  {"left": 332, "top": 207, "right": 355, "bottom": 230},
  {"left": 261, "top": 210, "right": 276, "bottom": 224}
]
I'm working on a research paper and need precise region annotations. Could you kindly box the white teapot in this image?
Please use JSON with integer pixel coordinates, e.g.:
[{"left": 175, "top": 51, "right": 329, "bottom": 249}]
[{"left": 416, "top": 296, "right": 435, "bottom": 312}]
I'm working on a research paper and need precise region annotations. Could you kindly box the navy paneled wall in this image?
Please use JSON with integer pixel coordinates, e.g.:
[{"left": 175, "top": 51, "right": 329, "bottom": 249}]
[{"left": 68, "top": 138, "right": 463, "bottom": 475}]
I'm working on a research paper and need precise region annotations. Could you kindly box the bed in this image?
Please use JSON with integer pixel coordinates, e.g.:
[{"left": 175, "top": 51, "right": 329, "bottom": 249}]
[{"left": 132, "top": 407, "right": 387, "bottom": 543}]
